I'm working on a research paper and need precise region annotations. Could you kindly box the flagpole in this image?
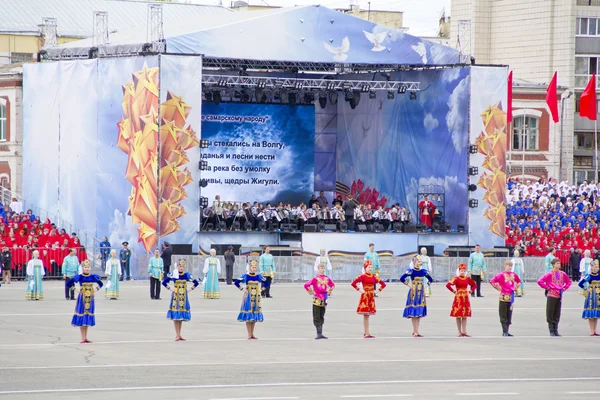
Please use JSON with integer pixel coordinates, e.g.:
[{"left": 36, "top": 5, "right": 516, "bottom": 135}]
[
  {"left": 522, "top": 107, "right": 526, "bottom": 180},
  {"left": 595, "top": 118, "right": 598, "bottom": 182}
]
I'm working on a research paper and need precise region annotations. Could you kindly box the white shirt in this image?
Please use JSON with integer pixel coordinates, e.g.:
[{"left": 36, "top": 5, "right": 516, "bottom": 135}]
[
  {"left": 203, "top": 257, "right": 222, "bottom": 275},
  {"left": 26, "top": 259, "right": 45, "bottom": 276},
  {"left": 105, "top": 258, "right": 122, "bottom": 276},
  {"left": 10, "top": 201, "right": 23, "bottom": 214}
]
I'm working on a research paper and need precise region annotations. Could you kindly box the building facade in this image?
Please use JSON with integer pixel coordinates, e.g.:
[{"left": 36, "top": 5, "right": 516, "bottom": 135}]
[
  {"left": 508, "top": 79, "right": 564, "bottom": 181},
  {"left": 0, "top": 65, "right": 23, "bottom": 195},
  {"left": 451, "top": 0, "right": 577, "bottom": 182}
]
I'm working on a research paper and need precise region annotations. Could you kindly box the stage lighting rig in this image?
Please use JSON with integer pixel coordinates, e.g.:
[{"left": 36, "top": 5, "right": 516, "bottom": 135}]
[
  {"left": 398, "top": 84, "right": 407, "bottom": 94},
  {"left": 369, "top": 90, "right": 376, "bottom": 99},
  {"left": 199, "top": 160, "right": 208, "bottom": 170},
  {"left": 360, "top": 84, "right": 371, "bottom": 92},
  {"left": 469, "top": 145, "right": 478, "bottom": 154},
  {"left": 468, "top": 184, "right": 477, "bottom": 192},
  {"left": 200, "top": 197, "right": 209, "bottom": 208},
  {"left": 200, "top": 179, "right": 208, "bottom": 188},
  {"left": 213, "top": 89, "right": 222, "bottom": 105},
  {"left": 304, "top": 92, "right": 315, "bottom": 104},
  {"left": 200, "top": 139, "right": 210, "bottom": 148},
  {"left": 409, "top": 91, "right": 417, "bottom": 100},
  {"left": 469, "top": 199, "right": 478, "bottom": 208},
  {"left": 329, "top": 91, "right": 338, "bottom": 105},
  {"left": 468, "top": 167, "right": 479, "bottom": 176},
  {"left": 387, "top": 91, "right": 395, "bottom": 100}
]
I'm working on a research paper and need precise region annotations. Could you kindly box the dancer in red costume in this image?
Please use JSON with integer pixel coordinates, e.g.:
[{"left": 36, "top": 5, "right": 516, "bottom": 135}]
[
  {"left": 446, "top": 264, "right": 477, "bottom": 337},
  {"left": 351, "top": 260, "right": 386, "bottom": 338}
]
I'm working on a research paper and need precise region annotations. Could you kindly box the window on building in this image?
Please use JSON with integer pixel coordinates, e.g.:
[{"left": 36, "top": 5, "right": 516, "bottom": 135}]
[
  {"left": 575, "top": 56, "right": 600, "bottom": 88},
  {"left": 0, "top": 103, "right": 6, "bottom": 142},
  {"left": 575, "top": 132, "right": 595, "bottom": 150},
  {"left": 574, "top": 156, "right": 593, "bottom": 167},
  {"left": 512, "top": 116, "right": 539, "bottom": 151},
  {"left": 577, "top": 17, "right": 600, "bottom": 36},
  {"left": 10, "top": 52, "right": 33, "bottom": 63}
]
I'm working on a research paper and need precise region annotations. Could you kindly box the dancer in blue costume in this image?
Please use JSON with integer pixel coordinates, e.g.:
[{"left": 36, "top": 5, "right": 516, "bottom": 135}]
[
  {"left": 579, "top": 260, "right": 600, "bottom": 336},
  {"left": 235, "top": 260, "right": 268, "bottom": 339},
  {"left": 202, "top": 248, "right": 221, "bottom": 299},
  {"left": 66, "top": 260, "right": 103, "bottom": 343},
  {"left": 400, "top": 255, "right": 433, "bottom": 337},
  {"left": 162, "top": 259, "right": 199, "bottom": 341}
]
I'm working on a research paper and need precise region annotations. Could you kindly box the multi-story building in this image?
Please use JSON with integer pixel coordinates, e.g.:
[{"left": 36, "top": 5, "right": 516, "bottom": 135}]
[
  {"left": 451, "top": 0, "right": 579, "bottom": 182},
  {"left": 0, "top": 64, "right": 23, "bottom": 195}
]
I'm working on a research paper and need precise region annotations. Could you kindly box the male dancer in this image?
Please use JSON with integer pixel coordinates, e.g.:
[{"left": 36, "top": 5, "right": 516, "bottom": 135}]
[
  {"left": 538, "top": 258, "right": 572, "bottom": 336},
  {"left": 364, "top": 243, "right": 381, "bottom": 296},
  {"left": 304, "top": 263, "right": 335, "bottom": 339},
  {"left": 468, "top": 245, "right": 486, "bottom": 297},
  {"left": 490, "top": 260, "right": 522, "bottom": 337},
  {"left": 259, "top": 246, "right": 275, "bottom": 298}
]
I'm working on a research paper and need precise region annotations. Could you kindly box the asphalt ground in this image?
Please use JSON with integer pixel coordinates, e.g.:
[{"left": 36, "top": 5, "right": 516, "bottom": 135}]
[{"left": 0, "top": 279, "right": 599, "bottom": 400}]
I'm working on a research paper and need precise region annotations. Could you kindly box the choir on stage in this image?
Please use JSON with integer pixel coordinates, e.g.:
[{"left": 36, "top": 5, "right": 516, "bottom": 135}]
[{"left": 162, "top": 259, "right": 199, "bottom": 341}]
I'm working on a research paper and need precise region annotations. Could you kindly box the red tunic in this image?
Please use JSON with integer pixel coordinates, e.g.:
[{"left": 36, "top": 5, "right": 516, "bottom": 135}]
[
  {"left": 351, "top": 273, "right": 386, "bottom": 315},
  {"left": 446, "top": 276, "right": 477, "bottom": 318}
]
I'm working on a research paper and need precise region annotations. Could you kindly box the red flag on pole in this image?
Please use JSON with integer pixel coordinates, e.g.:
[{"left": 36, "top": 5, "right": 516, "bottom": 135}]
[
  {"left": 546, "top": 72, "right": 559, "bottom": 123},
  {"left": 507, "top": 71, "right": 513, "bottom": 122},
  {"left": 580, "top": 74, "right": 597, "bottom": 121}
]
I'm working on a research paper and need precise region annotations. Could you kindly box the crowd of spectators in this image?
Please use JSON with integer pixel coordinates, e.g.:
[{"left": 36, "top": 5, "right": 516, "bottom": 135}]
[
  {"left": 505, "top": 177, "right": 600, "bottom": 270},
  {"left": 0, "top": 198, "right": 90, "bottom": 280}
]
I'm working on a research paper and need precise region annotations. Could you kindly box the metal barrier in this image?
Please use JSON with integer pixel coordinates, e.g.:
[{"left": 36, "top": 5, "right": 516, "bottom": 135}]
[
  {"left": 124, "top": 255, "right": 554, "bottom": 283},
  {"left": 5, "top": 247, "right": 90, "bottom": 280}
]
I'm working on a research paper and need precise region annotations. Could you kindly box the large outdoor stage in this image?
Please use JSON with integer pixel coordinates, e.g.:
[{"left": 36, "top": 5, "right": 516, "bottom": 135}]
[{"left": 23, "top": 5, "right": 508, "bottom": 257}]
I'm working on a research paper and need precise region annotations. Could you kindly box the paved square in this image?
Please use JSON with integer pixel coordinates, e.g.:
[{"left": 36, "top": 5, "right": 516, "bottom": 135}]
[{"left": 0, "top": 280, "right": 599, "bottom": 400}]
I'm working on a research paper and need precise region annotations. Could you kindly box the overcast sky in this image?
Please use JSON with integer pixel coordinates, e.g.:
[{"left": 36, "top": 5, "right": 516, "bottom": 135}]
[{"left": 191, "top": 0, "right": 452, "bottom": 37}]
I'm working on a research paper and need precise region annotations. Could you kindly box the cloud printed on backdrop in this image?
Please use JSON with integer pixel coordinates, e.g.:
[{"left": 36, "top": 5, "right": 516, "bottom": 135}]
[
  {"left": 200, "top": 103, "right": 315, "bottom": 205},
  {"left": 24, "top": 55, "right": 202, "bottom": 260},
  {"left": 335, "top": 68, "right": 471, "bottom": 228}
]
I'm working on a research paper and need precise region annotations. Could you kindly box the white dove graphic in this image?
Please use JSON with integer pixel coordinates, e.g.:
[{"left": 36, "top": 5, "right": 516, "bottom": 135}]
[
  {"left": 324, "top": 36, "right": 350, "bottom": 62},
  {"left": 411, "top": 41, "right": 427, "bottom": 63},
  {"left": 363, "top": 30, "right": 387, "bottom": 51}
]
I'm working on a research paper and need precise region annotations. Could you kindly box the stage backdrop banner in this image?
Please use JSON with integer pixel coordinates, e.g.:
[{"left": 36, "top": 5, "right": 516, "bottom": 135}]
[
  {"left": 200, "top": 103, "right": 315, "bottom": 204},
  {"left": 24, "top": 55, "right": 203, "bottom": 258},
  {"left": 336, "top": 68, "right": 470, "bottom": 229},
  {"left": 468, "top": 66, "right": 508, "bottom": 247}
]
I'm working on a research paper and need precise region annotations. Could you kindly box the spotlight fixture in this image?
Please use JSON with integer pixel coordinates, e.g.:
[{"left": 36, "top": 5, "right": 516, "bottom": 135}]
[
  {"left": 255, "top": 88, "right": 267, "bottom": 103},
  {"left": 360, "top": 84, "right": 371, "bottom": 92},
  {"left": 344, "top": 90, "right": 354, "bottom": 102},
  {"left": 240, "top": 88, "right": 251, "bottom": 103},
  {"left": 199, "top": 197, "right": 209, "bottom": 208},
  {"left": 318, "top": 92, "right": 328, "bottom": 108},
  {"left": 326, "top": 81, "right": 336, "bottom": 90},
  {"left": 200, "top": 179, "right": 208, "bottom": 188},
  {"left": 294, "top": 81, "right": 304, "bottom": 90},
  {"left": 204, "top": 91, "right": 213, "bottom": 102},
  {"left": 288, "top": 91, "right": 297, "bottom": 107},
  {"left": 369, "top": 90, "right": 376, "bottom": 99},
  {"left": 469, "top": 199, "right": 478, "bottom": 208},
  {"left": 468, "top": 184, "right": 477, "bottom": 192},
  {"left": 199, "top": 160, "right": 208, "bottom": 170},
  {"left": 469, "top": 144, "right": 478, "bottom": 154},
  {"left": 457, "top": 224, "right": 466, "bottom": 232},
  {"left": 304, "top": 91, "right": 315, "bottom": 104},
  {"left": 342, "top": 82, "right": 352, "bottom": 91},
  {"left": 349, "top": 91, "right": 361, "bottom": 109},
  {"left": 200, "top": 139, "right": 210, "bottom": 148},
  {"left": 273, "top": 90, "right": 282, "bottom": 102},
  {"left": 217, "top": 79, "right": 227, "bottom": 87},
  {"left": 398, "top": 84, "right": 407, "bottom": 94},
  {"left": 387, "top": 90, "right": 395, "bottom": 100},
  {"left": 468, "top": 167, "right": 479, "bottom": 176},
  {"left": 233, "top": 90, "right": 241, "bottom": 100},
  {"left": 257, "top": 81, "right": 267, "bottom": 89},
  {"left": 329, "top": 91, "right": 338, "bottom": 105},
  {"left": 409, "top": 91, "right": 417, "bottom": 100},
  {"left": 213, "top": 89, "right": 221, "bottom": 105}
]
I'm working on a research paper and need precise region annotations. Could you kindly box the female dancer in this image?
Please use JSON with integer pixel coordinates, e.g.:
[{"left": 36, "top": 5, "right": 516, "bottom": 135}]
[
  {"left": 162, "top": 259, "right": 199, "bottom": 341},
  {"left": 66, "top": 260, "right": 103, "bottom": 343},
  {"left": 235, "top": 260, "right": 268, "bottom": 339},
  {"left": 25, "top": 250, "right": 45, "bottom": 300},
  {"left": 400, "top": 255, "right": 433, "bottom": 337},
  {"left": 579, "top": 260, "right": 600, "bottom": 336},
  {"left": 511, "top": 249, "right": 525, "bottom": 297},
  {"left": 579, "top": 250, "right": 594, "bottom": 296},
  {"left": 203, "top": 248, "right": 221, "bottom": 299},
  {"left": 104, "top": 249, "right": 121, "bottom": 300},
  {"left": 350, "top": 260, "right": 386, "bottom": 338},
  {"left": 446, "top": 264, "right": 477, "bottom": 337}
]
